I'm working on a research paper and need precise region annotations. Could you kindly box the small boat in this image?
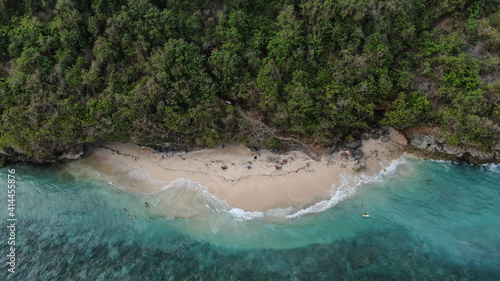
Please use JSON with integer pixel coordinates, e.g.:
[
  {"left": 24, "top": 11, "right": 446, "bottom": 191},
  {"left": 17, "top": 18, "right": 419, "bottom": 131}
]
[{"left": 362, "top": 214, "right": 370, "bottom": 217}]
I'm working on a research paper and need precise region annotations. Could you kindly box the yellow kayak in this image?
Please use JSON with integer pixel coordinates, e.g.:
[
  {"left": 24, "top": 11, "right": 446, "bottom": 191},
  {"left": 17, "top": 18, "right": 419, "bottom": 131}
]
[{"left": 362, "top": 214, "right": 370, "bottom": 217}]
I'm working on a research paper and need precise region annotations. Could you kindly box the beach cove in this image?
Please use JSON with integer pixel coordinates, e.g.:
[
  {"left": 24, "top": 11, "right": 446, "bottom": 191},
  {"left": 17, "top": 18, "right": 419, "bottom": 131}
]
[
  {"left": 3, "top": 150, "right": 499, "bottom": 280},
  {"left": 68, "top": 128, "right": 408, "bottom": 216}
]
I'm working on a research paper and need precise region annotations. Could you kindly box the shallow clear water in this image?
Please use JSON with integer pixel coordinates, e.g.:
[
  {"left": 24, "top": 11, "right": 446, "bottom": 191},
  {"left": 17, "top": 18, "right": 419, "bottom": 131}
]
[{"left": 1, "top": 159, "right": 499, "bottom": 280}]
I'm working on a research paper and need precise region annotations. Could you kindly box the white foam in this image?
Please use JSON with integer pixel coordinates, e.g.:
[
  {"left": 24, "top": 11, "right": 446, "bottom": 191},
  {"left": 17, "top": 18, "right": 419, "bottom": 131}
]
[
  {"left": 157, "top": 178, "right": 230, "bottom": 213},
  {"left": 481, "top": 163, "right": 500, "bottom": 173},
  {"left": 217, "top": 156, "right": 407, "bottom": 221},
  {"left": 264, "top": 207, "right": 295, "bottom": 218},
  {"left": 427, "top": 158, "right": 500, "bottom": 173},
  {"left": 283, "top": 156, "right": 406, "bottom": 219},
  {"left": 87, "top": 155, "right": 407, "bottom": 221},
  {"left": 229, "top": 208, "right": 264, "bottom": 221},
  {"left": 427, "top": 159, "right": 454, "bottom": 164},
  {"left": 159, "top": 157, "right": 406, "bottom": 221}
]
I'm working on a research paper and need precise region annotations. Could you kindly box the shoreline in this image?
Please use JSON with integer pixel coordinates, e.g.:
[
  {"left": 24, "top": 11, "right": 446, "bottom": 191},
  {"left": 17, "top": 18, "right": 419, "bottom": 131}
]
[{"left": 72, "top": 129, "right": 408, "bottom": 213}]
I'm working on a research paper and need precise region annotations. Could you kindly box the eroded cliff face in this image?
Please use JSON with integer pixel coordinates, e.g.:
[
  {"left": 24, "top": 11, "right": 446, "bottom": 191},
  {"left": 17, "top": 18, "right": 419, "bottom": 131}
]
[
  {"left": 404, "top": 127, "right": 500, "bottom": 164},
  {"left": 0, "top": 143, "right": 85, "bottom": 167}
]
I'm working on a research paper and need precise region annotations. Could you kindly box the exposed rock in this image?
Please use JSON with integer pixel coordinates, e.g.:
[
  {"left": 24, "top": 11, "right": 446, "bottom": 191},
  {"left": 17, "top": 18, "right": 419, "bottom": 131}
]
[
  {"left": 348, "top": 140, "right": 362, "bottom": 149},
  {"left": 329, "top": 145, "right": 341, "bottom": 155},
  {"left": 494, "top": 143, "right": 500, "bottom": 161},
  {"left": 462, "top": 153, "right": 488, "bottom": 165},
  {"left": 494, "top": 143, "right": 500, "bottom": 152},
  {"left": 362, "top": 133, "right": 371, "bottom": 140},
  {"left": 381, "top": 136, "right": 391, "bottom": 142},
  {"left": 464, "top": 43, "right": 490, "bottom": 60},
  {"left": 341, "top": 152, "right": 349, "bottom": 159},
  {"left": 461, "top": 149, "right": 496, "bottom": 164},
  {"left": 405, "top": 127, "right": 499, "bottom": 164},
  {"left": 0, "top": 154, "right": 5, "bottom": 167},
  {"left": 442, "top": 144, "right": 464, "bottom": 158},
  {"left": 371, "top": 133, "right": 380, "bottom": 140},
  {"left": 3, "top": 151, "right": 30, "bottom": 163},
  {"left": 56, "top": 144, "right": 85, "bottom": 161},
  {"left": 352, "top": 149, "right": 364, "bottom": 160},
  {"left": 388, "top": 128, "right": 408, "bottom": 146},
  {"left": 382, "top": 130, "right": 390, "bottom": 136},
  {"left": 410, "top": 135, "right": 443, "bottom": 152},
  {"left": 58, "top": 151, "right": 83, "bottom": 160}
]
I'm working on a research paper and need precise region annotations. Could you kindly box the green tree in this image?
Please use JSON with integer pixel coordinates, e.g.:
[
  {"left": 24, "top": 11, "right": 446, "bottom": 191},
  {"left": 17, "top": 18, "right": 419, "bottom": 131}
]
[{"left": 381, "top": 92, "right": 431, "bottom": 129}]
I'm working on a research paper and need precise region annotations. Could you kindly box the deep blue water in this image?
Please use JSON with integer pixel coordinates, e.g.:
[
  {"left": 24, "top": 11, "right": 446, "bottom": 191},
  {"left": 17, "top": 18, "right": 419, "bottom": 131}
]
[{"left": 1, "top": 159, "right": 499, "bottom": 280}]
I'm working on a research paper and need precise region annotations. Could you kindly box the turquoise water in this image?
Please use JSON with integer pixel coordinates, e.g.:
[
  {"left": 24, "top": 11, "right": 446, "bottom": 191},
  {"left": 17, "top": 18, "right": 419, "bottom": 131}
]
[{"left": 1, "top": 159, "right": 499, "bottom": 280}]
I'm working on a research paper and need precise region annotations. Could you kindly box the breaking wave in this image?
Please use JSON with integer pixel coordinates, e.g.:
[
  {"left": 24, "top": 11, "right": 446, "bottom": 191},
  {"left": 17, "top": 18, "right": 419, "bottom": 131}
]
[
  {"left": 226, "top": 156, "right": 406, "bottom": 221},
  {"left": 481, "top": 163, "right": 499, "bottom": 173},
  {"left": 268, "top": 156, "right": 406, "bottom": 220},
  {"left": 69, "top": 156, "right": 407, "bottom": 221},
  {"left": 143, "top": 178, "right": 229, "bottom": 218}
]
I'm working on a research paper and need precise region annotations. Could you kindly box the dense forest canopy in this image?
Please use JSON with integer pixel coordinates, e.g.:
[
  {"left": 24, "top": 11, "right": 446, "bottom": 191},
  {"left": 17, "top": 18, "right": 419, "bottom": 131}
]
[{"left": 0, "top": 0, "right": 499, "bottom": 160}]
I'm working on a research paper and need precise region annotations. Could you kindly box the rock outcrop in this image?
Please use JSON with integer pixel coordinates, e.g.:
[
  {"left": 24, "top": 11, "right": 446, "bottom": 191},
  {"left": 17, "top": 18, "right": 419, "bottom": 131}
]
[
  {"left": 348, "top": 140, "right": 362, "bottom": 149},
  {"left": 0, "top": 143, "right": 85, "bottom": 165},
  {"left": 352, "top": 149, "right": 364, "bottom": 160},
  {"left": 405, "top": 128, "right": 499, "bottom": 164}
]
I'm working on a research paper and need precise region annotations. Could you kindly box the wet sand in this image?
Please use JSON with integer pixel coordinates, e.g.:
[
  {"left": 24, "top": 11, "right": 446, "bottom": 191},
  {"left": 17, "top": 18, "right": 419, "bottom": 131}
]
[{"left": 77, "top": 129, "right": 407, "bottom": 212}]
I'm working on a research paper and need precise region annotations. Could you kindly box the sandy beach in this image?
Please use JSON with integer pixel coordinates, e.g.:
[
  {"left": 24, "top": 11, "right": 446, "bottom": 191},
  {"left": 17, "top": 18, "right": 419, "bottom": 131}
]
[{"left": 74, "top": 129, "right": 407, "bottom": 212}]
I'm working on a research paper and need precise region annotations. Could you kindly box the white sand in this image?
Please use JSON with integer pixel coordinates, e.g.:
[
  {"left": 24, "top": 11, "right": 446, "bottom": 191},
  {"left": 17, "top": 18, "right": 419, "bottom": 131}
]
[{"left": 77, "top": 129, "right": 406, "bottom": 212}]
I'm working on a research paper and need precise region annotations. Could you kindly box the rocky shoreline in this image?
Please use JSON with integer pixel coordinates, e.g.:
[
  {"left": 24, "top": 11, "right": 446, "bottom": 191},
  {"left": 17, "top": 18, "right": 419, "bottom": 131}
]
[
  {"left": 402, "top": 127, "right": 500, "bottom": 164},
  {"left": 1, "top": 126, "right": 499, "bottom": 167}
]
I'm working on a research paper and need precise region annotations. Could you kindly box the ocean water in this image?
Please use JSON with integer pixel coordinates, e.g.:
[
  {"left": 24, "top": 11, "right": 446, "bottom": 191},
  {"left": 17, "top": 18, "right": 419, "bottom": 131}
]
[{"left": 1, "top": 158, "right": 499, "bottom": 280}]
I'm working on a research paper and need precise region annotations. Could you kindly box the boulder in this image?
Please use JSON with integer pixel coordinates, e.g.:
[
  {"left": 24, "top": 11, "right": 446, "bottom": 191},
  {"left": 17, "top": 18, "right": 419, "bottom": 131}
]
[
  {"left": 352, "top": 149, "right": 364, "bottom": 160},
  {"left": 371, "top": 133, "right": 380, "bottom": 140},
  {"left": 348, "top": 140, "right": 362, "bottom": 149},
  {"left": 362, "top": 133, "right": 371, "bottom": 140},
  {"left": 381, "top": 136, "right": 391, "bottom": 142},
  {"left": 0, "top": 154, "right": 5, "bottom": 168}
]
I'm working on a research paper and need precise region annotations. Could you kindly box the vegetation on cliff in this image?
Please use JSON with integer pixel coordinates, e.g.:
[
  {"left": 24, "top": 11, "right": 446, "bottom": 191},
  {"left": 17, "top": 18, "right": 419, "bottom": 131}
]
[{"left": 0, "top": 0, "right": 499, "bottom": 161}]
